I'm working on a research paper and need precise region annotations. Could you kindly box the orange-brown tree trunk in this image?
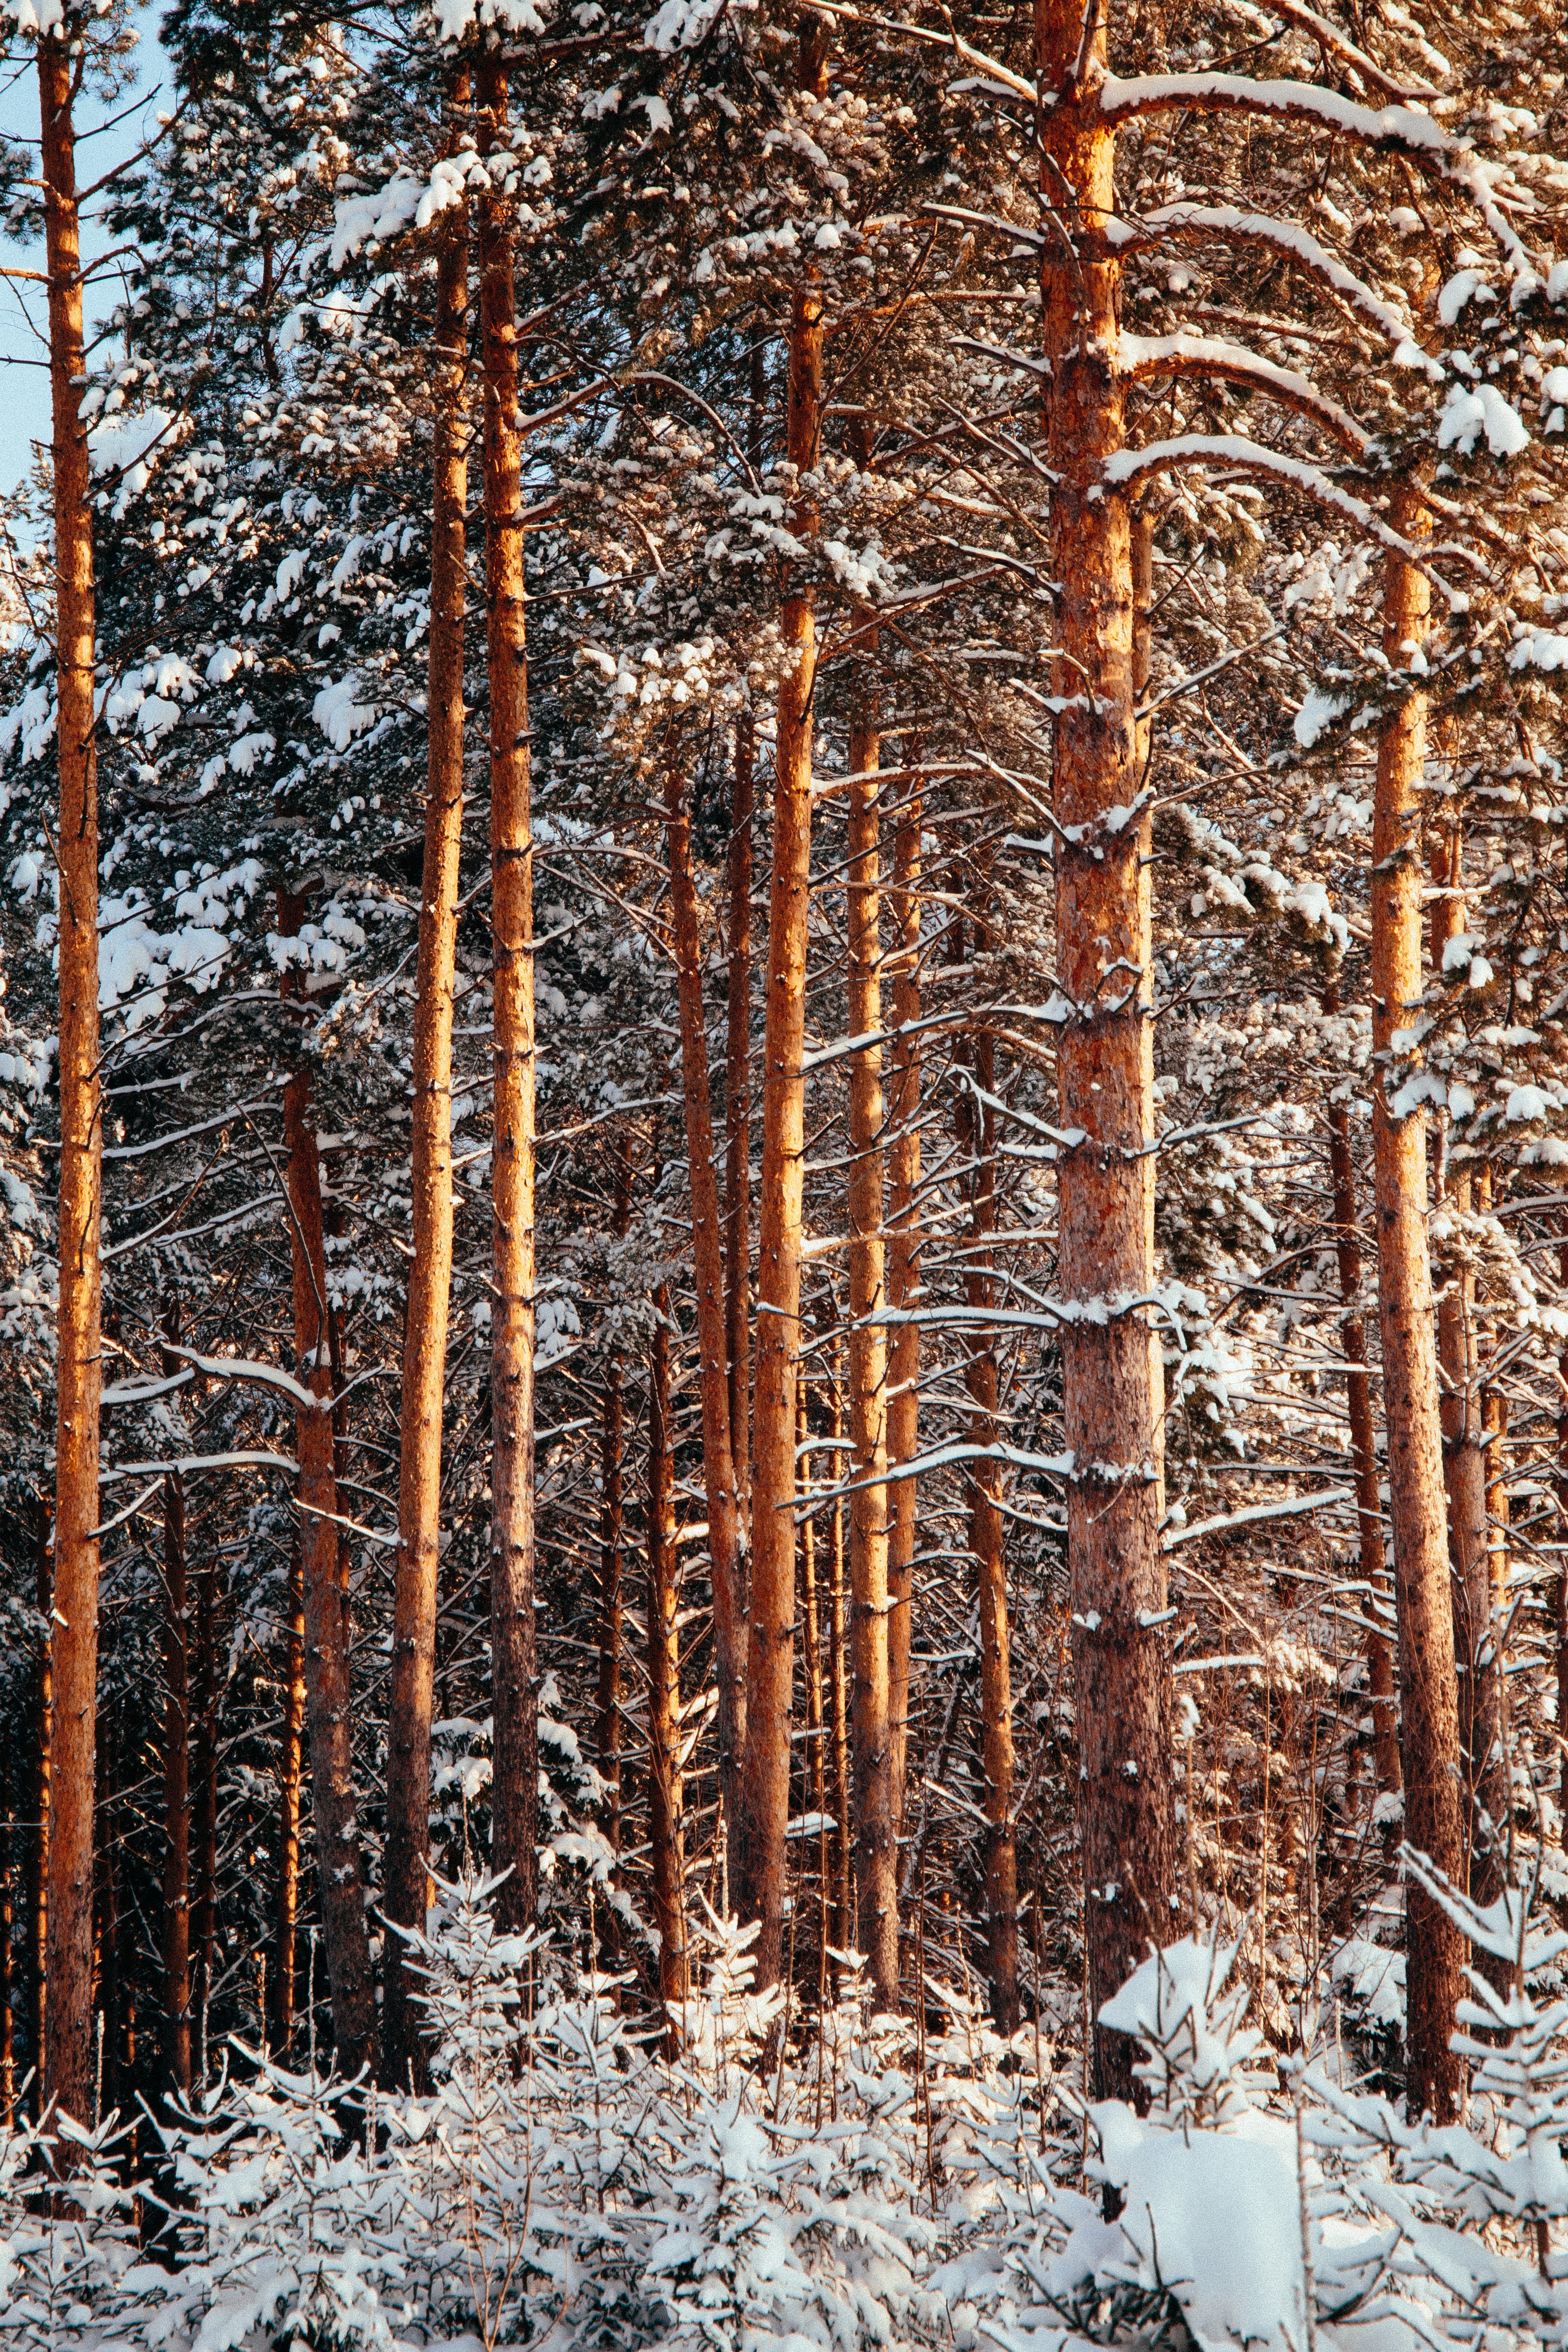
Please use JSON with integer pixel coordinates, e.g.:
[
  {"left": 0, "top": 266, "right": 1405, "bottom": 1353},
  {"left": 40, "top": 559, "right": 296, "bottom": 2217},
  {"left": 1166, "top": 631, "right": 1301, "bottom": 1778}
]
[
  {"left": 1428, "top": 837, "right": 1493, "bottom": 1890},
  {"left": 479, "top": 49, "right": 537, "bottom": 1939},
  {"left": 1322, "top": 992, "right": 1401, "bottom": 1797},
  {"left": 959, "top": 1011, "right": 1018, "bottom": 2035},
  {"left": 647, "top": 1282, "right": 687, "bottom": 2037},
  {"left": 726, "top": 719, "right": 754, "bottom": 1548},
  {"left": 736, "top": 271, "right": 822, "bottom": 1987},
  {"left": 274, "top": 1535, "right": 304, "bottom": 2055},
  {"left": 384, "top": 94, "right": 470, "bottom": 2090},
  {"left": 1040, "top": 1, "right": 1173, "bottom": 2099},
  {"left": 0, "top": 1803, "right": 12, "bottom": 2128},
  {"left": 40, "top": 20, "right": 102, "bottom": 2137},
  {"left": 846, "top": 672, "right": 897, "bottom": 2009},
  {"left": 598, "top": 1143, "right": 633, "bottom": 1905},
  {"left": 29, "top": 1497, "right": 50, "bottom": 2119},
  {"left": 280, "top": 899, "right": 377, "bottom": 2082},
  {"left": 160, "top": 1301, "right": 192, "bottom": 2098},
  {"left": 886, "top": 786, "right": 922, "bottom": 1840},
  {"left": 1370, "top": 532, "right": 1464, "bottom": 2124},
  {"left": 666, "top": 763, "right": 747, "bottom": 1835}
]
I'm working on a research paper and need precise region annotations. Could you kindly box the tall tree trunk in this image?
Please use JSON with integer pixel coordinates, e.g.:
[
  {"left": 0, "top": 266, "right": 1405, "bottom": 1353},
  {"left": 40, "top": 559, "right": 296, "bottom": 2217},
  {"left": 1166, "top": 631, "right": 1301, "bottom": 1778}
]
[
  {"left": 384, "top": 97, "right": 470, "bottom": 2091},
  {"left": 479, "top": 48, "right": 537, "bottom": 1943},
  {"left": 598, "top": 1144, "right": 633, "bottom": 1907},
  {"left": 726, "top": 715, "right": 754, "bottom": 1549},
  {"left": 1428, "top": 835, "right": 1492, "bottom": 1890},
  {"left": 29, "top": 1496, "right": 51, "bottom": 2120},
  {"left": 40, "top": 22, "right": 102, "bottom": 2138},
  {"left": 280, "top": 894, "right": 377, "bottom": 2082},
  {"left": 886, "top": 784, "right": 922, "bottom": 1842},
  {"left": 666, "top": 763, "right": 748, "bottom": 1836},
  {"left": 160, "top": 1302, "right": 192, "bottom": 2099},
  {"left": 959, "top": 1013, "right": 1018, "bottom": 2036},
  {"left": 0, "top": 1802, "right": 13, "bottom": 2128},
  {"left": 827, "top": 1358, "right": 851, "bottom": 1973},
  {"left": 799, "top": 1399, "right": 828, "bottom": 1968},
  {"left": 845, "top": 651, "right": 897, "bottom": 2009},
  {"left": 1322, "top": 990, "right": 1401, "bottom": 1797},
  {"left": 274, "top": 1535, "right": 305, "bottom": 2056},
  {"left": 191, "top": 1550, "right": 218, "bottom": 2077},
  {"left": 736, "top": 264, "right": 822, "bottom": 1985},
  {"left": 1131, "top": 511, "right": 1165, "bottom": 1516},
  {"left": 1039, "top": 0, "right": 1173, "bottom": 2099},
  {"left": 647, "top": 1282, "right": 687, "bottom": 2038},
  {"left": 1475, "top": 1160, "right": 1509, "bottom": 1901},
  {"left": 1370, "top": 528, "right": 1464, "bottom": 2125}
]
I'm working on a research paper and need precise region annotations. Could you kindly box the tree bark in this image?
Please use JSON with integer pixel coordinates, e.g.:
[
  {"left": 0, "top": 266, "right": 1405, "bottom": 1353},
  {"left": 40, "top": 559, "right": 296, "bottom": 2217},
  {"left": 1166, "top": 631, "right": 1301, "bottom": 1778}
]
[
  {"left": 40, "top": 20, "right": 102, "bottom": 2138},
  {"left": 845, "top": 659, "right": 897, "bottom": 2009},
  {"left": 647, "top": 1282, "right": 687, "bottom": 2038},
  {"left": 474, "top": 46, "right": 536, "bottom": 1938},
  {"left": 1369, "top": 528, "right": 1465, "bottom": 2125},
  {"left": 736, "top": 269, "right": 822, "bottom": 1987},
  {"left": 598, "top": 1143, "right": 633, "bottom": 1908},
  {"left": 479, "top": 48, "right": 538, "bottom": 1943},
  {"left": 160, "top": 1300, "right": 192, "bottom": 2099},
  {"left": 279, "top": 893, "right": 377, "bottom": 2083},
  {"left": 726, "top": 716, "right": 754, "bottom": 1549},
  {"left": 1039, "top": 0, "right": 1173, "bottom": 2100},
  {"left": 666, "top": 763, "right": 747, "bottom": 1837},
  {"left": 29, "top": 1496, "right": 51, "bottom": 2120},
  {"left": 886, "top": 785, "right": 922, "bottom": 1842},
  {"left": 1428, "top": 836, "right": 1493, "bottom": 1891},
  {"left": 384, "top": 90, "right": 470, "bottom": 2091},
  {"left": 1321, "top": 990, "right": 1401, "bottom": 1797},
  {"left": 191, "top": 1548, "right": 219, "bottom": 2078},
  {"left": 0, "top": 1802, "right": 13, "bottom": 2128},
  {"left": 274, "top": 1534, "right": 305, "bottom": 2056}
]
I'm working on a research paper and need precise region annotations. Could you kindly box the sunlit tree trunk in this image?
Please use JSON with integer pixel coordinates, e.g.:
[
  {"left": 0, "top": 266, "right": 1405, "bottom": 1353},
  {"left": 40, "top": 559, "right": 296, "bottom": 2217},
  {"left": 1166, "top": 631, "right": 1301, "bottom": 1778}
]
[
  {"left": 886, "top": 784, "right": 922, "bottom": 1842},
  {"left": 647, "top": 1282, "right": 687, "bottom": 2038},
  {"left": 384, "top": 81, "right": 470, "bottom": 2091},
  {"left": 666, "top": 763, "right": 747, "bottom": 1835},
  {"left": 1428, "top": 836, "right": 1492, "bottom": 1891},
  {"left": 479, "top": 48, "right": 538, "bottom": 1940},
  {"left": 274, "top": 1536, "right": 304, "bottom": 2056},
  {"left": 1370, "top": 528, "right": 1464, "bottom": 2125},
  {"left": 1322, "top": 987, "right": 1401, "bottom": 1797},
  {"left": 845, "top": 633, "right": 897, "bottom": 2009},
  {"left": 726, "top": 715, "right": 754, "bottom": 1550},
  {"left": 29, "top": 1496, "right": 50, "bottom": 2120},
  {"left": 736, "top": 260, "right": 823, "bottom": 1988},
  {"left": 40, "top": 18, "right": 102, "bottom": 2137},
  {"left": 1039, "top": 0, "right": 1173, "bottom": 2099},
  {"left": 280, "top": 891, "right": 377, "bottom": 2082}
]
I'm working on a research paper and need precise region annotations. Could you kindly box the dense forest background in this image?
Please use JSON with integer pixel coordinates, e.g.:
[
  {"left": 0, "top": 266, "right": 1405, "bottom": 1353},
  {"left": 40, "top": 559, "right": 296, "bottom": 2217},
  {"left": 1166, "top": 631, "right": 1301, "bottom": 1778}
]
[{"left": 1, "top": 0, "right": 1568, "bottom": 2342}]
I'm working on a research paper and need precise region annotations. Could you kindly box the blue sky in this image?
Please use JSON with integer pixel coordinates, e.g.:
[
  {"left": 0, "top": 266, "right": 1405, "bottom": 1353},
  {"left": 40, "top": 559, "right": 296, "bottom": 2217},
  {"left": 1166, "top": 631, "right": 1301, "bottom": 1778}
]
[{"left": 0, "top": 4, "right": 166, "bottom": 498}]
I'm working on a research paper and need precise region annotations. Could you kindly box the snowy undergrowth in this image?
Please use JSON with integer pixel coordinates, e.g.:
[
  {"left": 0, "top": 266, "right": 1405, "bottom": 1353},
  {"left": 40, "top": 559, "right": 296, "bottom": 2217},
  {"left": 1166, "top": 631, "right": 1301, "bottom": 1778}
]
[{"left": 7, "top": 1859, "right": 1568, "bottom": 2352}]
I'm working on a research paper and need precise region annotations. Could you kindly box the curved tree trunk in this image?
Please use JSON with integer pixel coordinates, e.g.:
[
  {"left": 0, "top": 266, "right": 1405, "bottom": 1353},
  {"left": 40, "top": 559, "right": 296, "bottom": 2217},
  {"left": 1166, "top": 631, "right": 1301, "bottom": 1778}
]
[
  {"left": 479, "top": 49, "right": 538, "bottom": 1942},
  {"left": 666, "top": 764, "right": 747, "bottom": 1836},
  {"left": 1370, "top": 531, "right": 1465, "bottom": 2125},
  {"left": 1039, "top": 1, "right": 1173, "bottom": 2100},
  {"left": 40, "top": 22, "right": 103, "bottom": 2139},
  {"left": 384, "top": 88, "right": 470, "bottom": 2091}
]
